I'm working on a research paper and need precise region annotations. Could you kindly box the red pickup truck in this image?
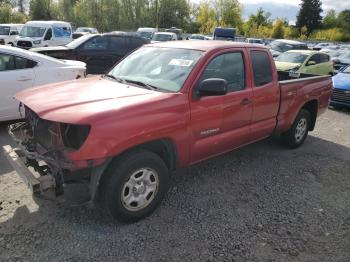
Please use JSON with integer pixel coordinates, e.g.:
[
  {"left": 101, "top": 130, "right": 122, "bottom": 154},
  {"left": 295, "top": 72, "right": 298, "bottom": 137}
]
[{"left": 4, "top": 41, "right": 332, "bottom": 222}]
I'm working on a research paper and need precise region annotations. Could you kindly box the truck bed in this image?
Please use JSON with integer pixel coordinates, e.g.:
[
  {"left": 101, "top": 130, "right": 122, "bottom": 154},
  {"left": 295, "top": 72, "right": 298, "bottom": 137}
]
[{"left": 276, "top": 71, "right": 333, "bottom": 133}]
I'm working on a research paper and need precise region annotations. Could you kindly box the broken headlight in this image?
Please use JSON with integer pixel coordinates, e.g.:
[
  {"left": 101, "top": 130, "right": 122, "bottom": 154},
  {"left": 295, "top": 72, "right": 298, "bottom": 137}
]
[{"left": 60, "top": 124, "right": 90, "bottom": 150}]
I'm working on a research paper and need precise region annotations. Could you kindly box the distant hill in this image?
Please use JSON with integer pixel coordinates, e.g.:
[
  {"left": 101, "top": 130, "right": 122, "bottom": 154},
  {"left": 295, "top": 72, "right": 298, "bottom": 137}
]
[{"left": 243, "top": 2, "right": 299, "bottom": 25}]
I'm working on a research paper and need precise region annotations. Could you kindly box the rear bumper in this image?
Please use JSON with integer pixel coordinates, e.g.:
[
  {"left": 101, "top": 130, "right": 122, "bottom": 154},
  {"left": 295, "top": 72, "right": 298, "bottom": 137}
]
[{"left": 2, "top": 145, "right": 56, "bottom": 195}]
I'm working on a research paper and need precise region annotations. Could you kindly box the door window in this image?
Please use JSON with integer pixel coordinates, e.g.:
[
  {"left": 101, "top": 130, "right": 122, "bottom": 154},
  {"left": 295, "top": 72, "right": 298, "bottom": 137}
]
[
  {"left": 319, "top": 54, "right": 330, "bottom": 63},
  {"left": 0, "top": 53, "right": 37, "bottom": 71},
  {"left": 199, "top": 52, "right": 245, "bottom": 92},
  {"left": 82, "top": 36, "right": 108, "bottom": 50},
  {"left": 44, "top": 28, "right": 52, "bottom": 40},
  {"left": 109, "top": 36, "right": 127, "bottom": 54},
  {"left": 308, "top": 54, "right": 320, "bottom": 65},
  {"left": 251, "top": 51, "right": 273, "bottom": 87}
]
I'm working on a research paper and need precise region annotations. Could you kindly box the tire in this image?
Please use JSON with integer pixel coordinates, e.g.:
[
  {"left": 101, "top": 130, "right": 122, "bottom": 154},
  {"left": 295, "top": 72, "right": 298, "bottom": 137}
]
[
  {"left": 101, "top": 150, "right": 169, "bottom": 222},
  {"left": 281, "top": 109, "right": 311, "bottom": 148}
]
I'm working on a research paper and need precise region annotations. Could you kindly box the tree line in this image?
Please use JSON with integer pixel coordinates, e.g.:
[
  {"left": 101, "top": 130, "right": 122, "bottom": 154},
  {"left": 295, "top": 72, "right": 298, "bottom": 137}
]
[{"left": 1, "top": 0, "right": 350, "bottom": 41}]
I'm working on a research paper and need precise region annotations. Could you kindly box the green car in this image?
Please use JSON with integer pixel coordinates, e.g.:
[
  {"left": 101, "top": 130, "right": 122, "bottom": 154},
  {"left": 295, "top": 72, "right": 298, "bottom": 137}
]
[{"left": 275, "top": 50, "right": 334, "bottom": 75}]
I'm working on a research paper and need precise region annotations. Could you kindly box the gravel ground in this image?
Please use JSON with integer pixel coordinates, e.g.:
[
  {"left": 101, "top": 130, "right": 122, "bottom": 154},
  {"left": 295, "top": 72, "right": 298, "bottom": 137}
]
[{"left": 0, "top": 108, "right": 349, "bottom": 262}]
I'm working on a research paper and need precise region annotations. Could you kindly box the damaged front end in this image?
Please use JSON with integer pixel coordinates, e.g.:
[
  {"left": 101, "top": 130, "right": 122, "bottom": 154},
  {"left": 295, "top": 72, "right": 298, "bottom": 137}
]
[{"left": 7, "top": 106, "right": 91, "bottom": 197}]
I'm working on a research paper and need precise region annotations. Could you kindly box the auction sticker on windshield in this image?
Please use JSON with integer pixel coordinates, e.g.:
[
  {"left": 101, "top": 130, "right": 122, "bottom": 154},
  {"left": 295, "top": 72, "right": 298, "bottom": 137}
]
[{"left": 169, "top": 59, "right": 194, "bottom": 67}]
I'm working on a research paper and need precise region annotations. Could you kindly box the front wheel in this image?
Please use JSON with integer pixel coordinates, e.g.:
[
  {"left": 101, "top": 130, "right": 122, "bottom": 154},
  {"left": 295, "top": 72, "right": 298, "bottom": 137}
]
[
  {"left": 101, "top": 150, "right": 170, "bottom": 222},
  {"left": 281, "top": 109, "right": 311, "bottom": 148}
]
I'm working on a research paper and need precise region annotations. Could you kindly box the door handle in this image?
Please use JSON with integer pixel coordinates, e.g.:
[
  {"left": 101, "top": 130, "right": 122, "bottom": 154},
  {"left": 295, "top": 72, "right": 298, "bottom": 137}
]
[{"left": 240, "top": 98, "right": 252, "bottom": 105}]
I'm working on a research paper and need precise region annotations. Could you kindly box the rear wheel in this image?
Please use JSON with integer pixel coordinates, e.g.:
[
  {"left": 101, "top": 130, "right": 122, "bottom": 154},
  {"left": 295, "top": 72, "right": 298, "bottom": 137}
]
[
  {"left": 281, "top": 109, "right": 311, "bottom": 148},
  {"left": 101, "top": 150, "right": 169, "bottom": 222}
]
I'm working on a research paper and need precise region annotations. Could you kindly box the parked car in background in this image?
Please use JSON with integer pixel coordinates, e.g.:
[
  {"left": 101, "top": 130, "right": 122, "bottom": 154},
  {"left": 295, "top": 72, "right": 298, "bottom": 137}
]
[
  {"left": 0, "top": 24, "right": 23, "bottom": 46},
  {"left": 75, "top": 27, "right": 98, "bottom": 34},
  {"left": 330, "top": 65, "right": 350, "bottom": 109},
  {"left": 332, "top": 51, "right": 350, "bottom": 73},
  {"left": 137, "top": 27, "right": 157, "bottom": 40},
  {"left": 320, "top": 49, "right": 342, "bottom": 59},
  {"left": 30, "top": 33, "right": 149, "bottom": 74},
  {"left": 269, "top": 39, "right": 308, "bottom": 57},
  {"left": 188, "top": 34, "right": 211, "bottom": 40},
  {"left": 72, "top": 27, "right": 98, "bottom": 39},
  {"left": 246, "top": 38, "right": 264, "bottom": 45},
  {"left": 313, "top": 42, "right": 332, "bottom": 50},
  {"left": 0, "top": 46, "right": 86, "bottom": 121},
  {"left": 275, "top": 50, "right": 333, "bottom": 75},
  {"left": 213, "top": 27, "right": 235, "bottom": 41},
  {"left": 165, "top": 27, "right": 183, "bottom": 40},
  {"left": 15, "top": 21, "right": 72, "bottom": 49},
  {"left": 5, "top": 41, "right": 332, "bottom": 222},
  {"left": 152, "top": 32, "right": 177, "bottom": 42}
]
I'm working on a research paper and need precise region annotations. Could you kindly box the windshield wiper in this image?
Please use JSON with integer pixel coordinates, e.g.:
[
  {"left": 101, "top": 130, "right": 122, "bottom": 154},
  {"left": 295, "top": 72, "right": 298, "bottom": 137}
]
[
  {"left": 123, "top": 79, "right": 158, "bottom": 90},
  {"left": 103, "top": 74, "right": 125, "bottom": 83}
]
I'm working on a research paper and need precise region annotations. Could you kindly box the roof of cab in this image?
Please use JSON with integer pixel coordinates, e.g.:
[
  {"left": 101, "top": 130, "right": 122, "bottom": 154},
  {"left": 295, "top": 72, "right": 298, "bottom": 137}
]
[{"left": 148, "top": 40, "right": 268, "bottom": 52}]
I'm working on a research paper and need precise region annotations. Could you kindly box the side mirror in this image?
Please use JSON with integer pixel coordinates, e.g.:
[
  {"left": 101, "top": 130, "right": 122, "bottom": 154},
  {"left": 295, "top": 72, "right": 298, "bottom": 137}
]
[
  {"left": 307, "top": 60, "right": 316, "bottom": 66},
  {"left": 196, "top": 78, "right": 227, "bottom": 98},
  {"left": 10, "top": 31, "right": 18, "bottom": 35}
]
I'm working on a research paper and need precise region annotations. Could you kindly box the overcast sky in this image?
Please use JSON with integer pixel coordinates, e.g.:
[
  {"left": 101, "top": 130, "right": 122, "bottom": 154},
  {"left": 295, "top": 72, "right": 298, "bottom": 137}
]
[
  {"left": 193, "top": 0, "right": 350, "bottom": 24},
  {"left": 240, "top": 0, "right": 349, "bottom": 11}
]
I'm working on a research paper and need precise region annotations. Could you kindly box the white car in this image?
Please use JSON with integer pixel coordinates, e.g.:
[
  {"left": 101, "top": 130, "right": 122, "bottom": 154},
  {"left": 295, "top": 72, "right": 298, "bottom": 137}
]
[
  {"left": 0, "top": 24, "right": 23, "bottom": 46},
  {"left": 0, "top": 46, "right": 86, "bottom": 121},
  {"left": 151, "top": 32, "right": 177, "bottom": 43}
]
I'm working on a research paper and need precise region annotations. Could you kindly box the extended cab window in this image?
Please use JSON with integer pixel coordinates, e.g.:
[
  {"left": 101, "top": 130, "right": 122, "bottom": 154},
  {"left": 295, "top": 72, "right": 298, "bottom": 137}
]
[
  {"left": 251, "top": 51, "right": 272, "bottom": 87},
  {"left": 200, "top": 52, "right": 245, "bottom": 92}
]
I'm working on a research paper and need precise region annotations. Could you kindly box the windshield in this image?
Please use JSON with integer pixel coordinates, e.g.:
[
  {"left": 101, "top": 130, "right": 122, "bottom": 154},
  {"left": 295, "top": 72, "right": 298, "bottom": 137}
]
[
  {"left": 20, "top": 26, "right": 46, "bottom": 37},
  {"left": 139, "top": 31, "right": 153, "bottom": 39},
  {"left": 153, "top": 34, "right": 172, "bottom": 41},
  {"left": 276, "top": 52, "right": 308, "bottom": 63},
  {"left": 338, "top": 52, "right": 350, "bottom": 60},
  {"left": 0, "top": 26, "right": 10, "bottom": 35},
  {"left": 66, "top": 34, "right": 94, "bottom": 48},
  {"left": 342, "top": 66, "right": 350, "bottom": 74},
  {"left": 108, "top": 47, "right": 203, "bottom": 92},
  {"left": 269, "top": 41, "right": 296, "bottom": 52}
]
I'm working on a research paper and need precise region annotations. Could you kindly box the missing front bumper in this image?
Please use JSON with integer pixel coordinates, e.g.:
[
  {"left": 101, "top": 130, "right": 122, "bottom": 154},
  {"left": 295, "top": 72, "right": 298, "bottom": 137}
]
[{"left": 2, "top": 145, "right": 56, "bottom": 195}]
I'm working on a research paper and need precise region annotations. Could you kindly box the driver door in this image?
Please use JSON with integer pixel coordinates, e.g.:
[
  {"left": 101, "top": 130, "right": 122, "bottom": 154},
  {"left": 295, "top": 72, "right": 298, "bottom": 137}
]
[
  {"left": 302, "top": 54, "right": 320, "bottom": 75},
  {"left": 189, "top": 50, "right": 253, "bottom": 163}
]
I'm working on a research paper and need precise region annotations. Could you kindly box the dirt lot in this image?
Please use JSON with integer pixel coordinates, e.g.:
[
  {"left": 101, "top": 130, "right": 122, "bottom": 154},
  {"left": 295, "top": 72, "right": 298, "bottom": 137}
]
[{"left": 0, "top": 108, "right": 349, "bottom": 262}]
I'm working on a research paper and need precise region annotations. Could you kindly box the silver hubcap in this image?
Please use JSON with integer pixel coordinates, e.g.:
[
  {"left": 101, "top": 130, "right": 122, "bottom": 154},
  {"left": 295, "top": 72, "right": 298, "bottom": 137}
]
[
  {"left": 121, "top": 168, "right": 159, "bottom": 212},
  {"left": 295, "top": 118, "right": 307, "bottom": 142}
]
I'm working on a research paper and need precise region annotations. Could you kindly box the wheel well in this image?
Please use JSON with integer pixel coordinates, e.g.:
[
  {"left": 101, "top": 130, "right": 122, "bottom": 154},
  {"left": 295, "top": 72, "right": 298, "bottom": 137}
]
[
  {"left": 302, "top": 100, "right": 318, "bottom": 131},
  {"left": 93, "top": 139, "right": 178, "bottom": 203}
]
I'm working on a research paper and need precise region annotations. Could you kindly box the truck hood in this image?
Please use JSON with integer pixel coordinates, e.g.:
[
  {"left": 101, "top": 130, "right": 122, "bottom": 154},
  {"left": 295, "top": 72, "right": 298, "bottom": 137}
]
[
  {"left": 30, "top": 45, "right": 70, "bottom": 52},
  {"left": 332, "top": 73, "right": 350, "bottom": 90},
  {"left": 275, "top": 61, "right": 301, "bottom": 71},
  {"left": 16, "top": 76, "right": 167, "bottom": 123}
]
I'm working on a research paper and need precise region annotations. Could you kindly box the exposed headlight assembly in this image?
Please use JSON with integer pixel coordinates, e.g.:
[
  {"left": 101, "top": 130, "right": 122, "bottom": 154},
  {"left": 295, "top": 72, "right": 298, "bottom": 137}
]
[{"left": 33, "top": 40, "right": 41, "bottom": 44}]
